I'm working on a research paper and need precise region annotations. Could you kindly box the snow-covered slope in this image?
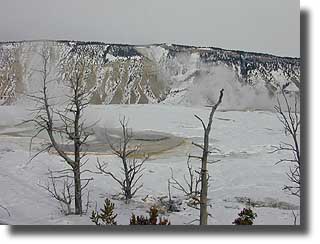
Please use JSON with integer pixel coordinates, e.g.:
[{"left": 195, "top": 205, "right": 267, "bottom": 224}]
[
  {"left": 0, "top": 105, "right": 300, "bottom": 225},
  {"left": 0, "top": 41, "right": 300, "bottom": 110}
]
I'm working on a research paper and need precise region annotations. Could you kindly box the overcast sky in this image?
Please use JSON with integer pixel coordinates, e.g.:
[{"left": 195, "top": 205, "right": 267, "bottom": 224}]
[{"left": 0, "top": 0, "right": 300, "bottom": 57}]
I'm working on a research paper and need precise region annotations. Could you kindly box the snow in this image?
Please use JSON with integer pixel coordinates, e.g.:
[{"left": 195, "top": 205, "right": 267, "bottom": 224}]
[
  {"left": 0, "top": 104, "right": 299, "bottom": 225},
  {"left": 137, "top": 45, "right": 168, "bottom": 63}
]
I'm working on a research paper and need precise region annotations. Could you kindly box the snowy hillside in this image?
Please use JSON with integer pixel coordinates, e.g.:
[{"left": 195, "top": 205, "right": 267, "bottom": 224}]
[{"left": 0, "top": 41, "right": 300, "bottom": 110}]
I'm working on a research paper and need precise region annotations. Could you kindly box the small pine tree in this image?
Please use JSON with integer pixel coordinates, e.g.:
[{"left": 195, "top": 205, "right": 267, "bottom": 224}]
[
  {"left": 232, "top": 207, "right": 257, "bottom": 225},
  {"left": 130, "top": 206, "right": 170, "bottom": 225},
  {"left": 90, "top": 198, "right": 117, "bottom": 225}
]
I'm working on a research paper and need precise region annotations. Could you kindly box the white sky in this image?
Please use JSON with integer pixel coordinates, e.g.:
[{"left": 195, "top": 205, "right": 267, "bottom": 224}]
[{"left": 0, "top": 0, "right": 300, "bottom": 57}]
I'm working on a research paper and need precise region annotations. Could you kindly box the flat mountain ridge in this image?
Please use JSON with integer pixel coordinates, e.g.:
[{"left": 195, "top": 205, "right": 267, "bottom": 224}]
[{"left": 0, "top": 40, "right": 300, "bottom": 110}]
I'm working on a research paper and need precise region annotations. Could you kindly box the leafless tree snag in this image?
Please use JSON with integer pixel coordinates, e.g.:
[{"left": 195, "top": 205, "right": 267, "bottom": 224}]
[
  {"left": 273, "top": 83, "right": 300, "bottom": 198},
  {"left": 25, "top": 44, "right": 94, "bottom": 215},
  {"left": 170, "top": 155, "right": 201, "bottom": 205},
  {"left": 192, "top": 89, "right": 224, "bottom": 225},
  {"left": 97, "top": 117, "right": 148, "bottom": 202},
  {"left": 38, "top": 170, "right": 73, "bottom": 215}
]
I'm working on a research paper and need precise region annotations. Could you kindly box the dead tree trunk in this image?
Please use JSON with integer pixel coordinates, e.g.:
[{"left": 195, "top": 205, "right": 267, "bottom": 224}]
[
  {"left": 73, "top": 167, "right": 82, "bottom": 214},
  {"left": 26, "top": 43, "right": 93, "bottom": 215},
  {"left": 193, "top": 89, "right": 224, "bottom": 225},
  {"left": 70, "top": 71, "right": 84, "bottom": 214}
]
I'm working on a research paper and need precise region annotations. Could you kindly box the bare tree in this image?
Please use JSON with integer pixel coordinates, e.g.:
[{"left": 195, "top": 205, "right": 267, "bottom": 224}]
[
  {"left": 170, "top": 155, "right": 201, "bottom": 205},
  {"left": 273, "top": 84, "right": 300, "bottom": 198},
  {"left": 38, "top": 170, "right": 73, "bottom": 215},
  {"left": 25, "top": 44, "right": 94, "bottom": 215},
  {"left": 191, "top": 89, "right": 224, "bottom": 225},
  {"left": 97, "top": 117, "right": 148, "bottom": 201}
]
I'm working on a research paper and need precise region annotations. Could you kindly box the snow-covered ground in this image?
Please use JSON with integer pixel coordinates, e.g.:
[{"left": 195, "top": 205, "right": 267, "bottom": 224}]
[{"left": 0, "top": 104, "right": 299, "bottom": 225}]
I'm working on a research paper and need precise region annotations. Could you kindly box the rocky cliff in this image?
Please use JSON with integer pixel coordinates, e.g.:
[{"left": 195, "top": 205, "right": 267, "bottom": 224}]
[{"left": 0, "top": 40, "right": 300, "bottom": 110}]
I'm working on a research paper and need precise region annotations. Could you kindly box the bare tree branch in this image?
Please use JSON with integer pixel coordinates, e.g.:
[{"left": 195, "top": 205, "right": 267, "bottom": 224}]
[
  {"left": 96, "top": 117, "right": 148, "bottom": 201},
  {"left": 273, "top": 86, "right": 300, "bottom": 198}
]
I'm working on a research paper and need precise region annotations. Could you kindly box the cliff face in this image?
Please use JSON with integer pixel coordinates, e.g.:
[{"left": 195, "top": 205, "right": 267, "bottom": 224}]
[{"left": 0, "top": 40, "right": 300, "bottom": 109}]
